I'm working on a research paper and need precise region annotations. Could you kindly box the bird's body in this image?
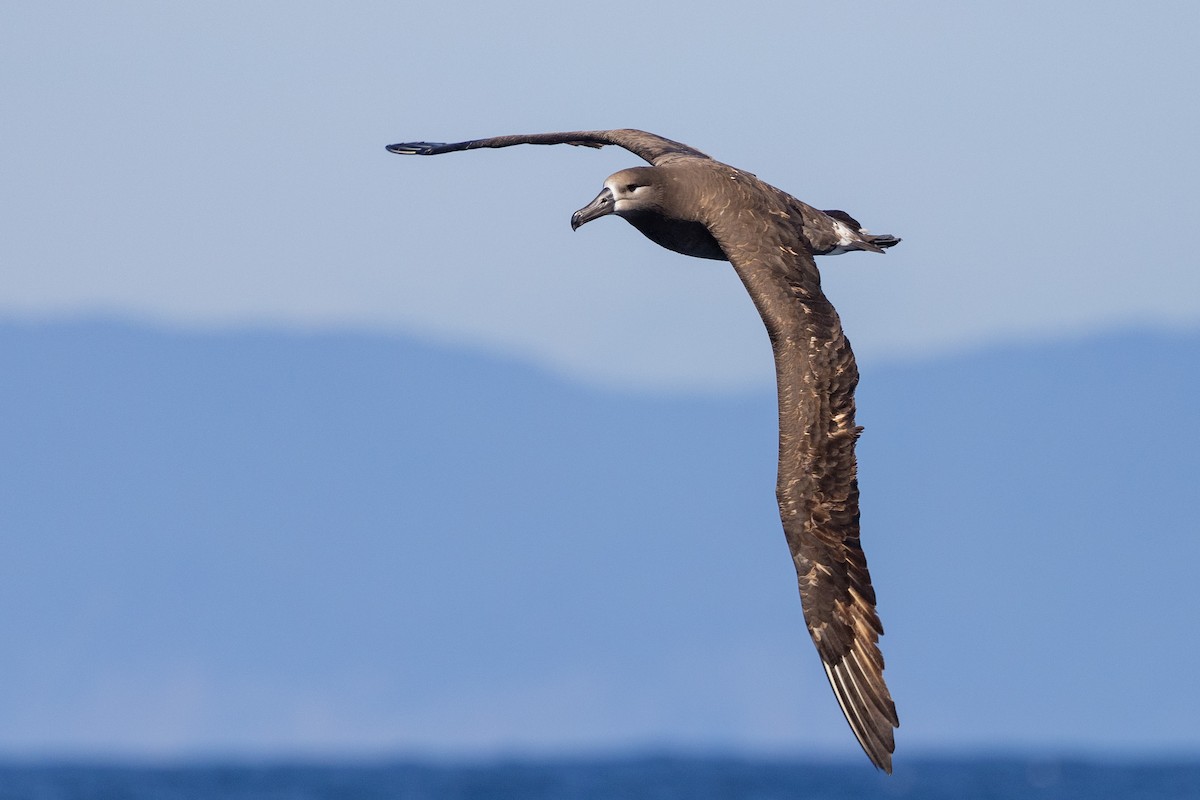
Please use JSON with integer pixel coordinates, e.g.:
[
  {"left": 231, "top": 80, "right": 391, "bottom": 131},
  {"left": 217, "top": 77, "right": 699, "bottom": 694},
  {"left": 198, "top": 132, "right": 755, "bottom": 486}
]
[
  {"left": 386, "top": 129, "right": 900, "bottom": 771},
  {"left": 577, "top": 160, "right": 898, "bottom": 260}
]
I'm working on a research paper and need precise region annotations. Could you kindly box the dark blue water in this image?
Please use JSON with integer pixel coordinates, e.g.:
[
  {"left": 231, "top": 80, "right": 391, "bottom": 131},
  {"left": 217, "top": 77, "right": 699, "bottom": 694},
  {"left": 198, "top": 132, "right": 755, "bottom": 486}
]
[{"left": 0, "top": 757, "right": 1196, "bottom": 800}]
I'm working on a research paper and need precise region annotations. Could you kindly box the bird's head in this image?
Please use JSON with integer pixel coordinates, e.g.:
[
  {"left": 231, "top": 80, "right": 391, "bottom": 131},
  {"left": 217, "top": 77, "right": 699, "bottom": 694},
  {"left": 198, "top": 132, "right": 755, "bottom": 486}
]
[{"left": 570, "top": 167, "right": 663, "bottom": 230}]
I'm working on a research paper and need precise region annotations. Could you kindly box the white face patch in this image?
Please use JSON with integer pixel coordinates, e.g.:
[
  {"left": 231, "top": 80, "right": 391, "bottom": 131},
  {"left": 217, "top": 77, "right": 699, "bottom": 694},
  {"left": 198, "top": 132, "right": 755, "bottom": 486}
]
[{"left": 605, "top": 178, "right": 651, "bottom": 213}]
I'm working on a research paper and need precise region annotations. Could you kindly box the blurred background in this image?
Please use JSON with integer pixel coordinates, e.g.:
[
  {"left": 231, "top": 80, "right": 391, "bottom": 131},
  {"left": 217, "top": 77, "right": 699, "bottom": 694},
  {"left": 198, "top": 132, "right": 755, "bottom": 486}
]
[{"left": 2, "top": 0, "right": 1198, "bottom": 767}]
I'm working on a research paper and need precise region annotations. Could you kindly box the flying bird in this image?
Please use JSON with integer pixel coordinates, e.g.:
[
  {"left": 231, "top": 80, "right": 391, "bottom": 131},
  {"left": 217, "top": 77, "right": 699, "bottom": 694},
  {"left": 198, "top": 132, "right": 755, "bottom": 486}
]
[{"left": 385, "top": 129, "right": 900, "bottom": 771}]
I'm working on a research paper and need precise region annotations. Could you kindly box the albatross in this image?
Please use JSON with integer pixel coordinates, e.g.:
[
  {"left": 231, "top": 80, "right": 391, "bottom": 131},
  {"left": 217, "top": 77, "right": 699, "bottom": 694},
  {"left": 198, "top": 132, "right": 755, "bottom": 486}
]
[{"left": 385, "top": 129, "right": 901, "bottom": 771}]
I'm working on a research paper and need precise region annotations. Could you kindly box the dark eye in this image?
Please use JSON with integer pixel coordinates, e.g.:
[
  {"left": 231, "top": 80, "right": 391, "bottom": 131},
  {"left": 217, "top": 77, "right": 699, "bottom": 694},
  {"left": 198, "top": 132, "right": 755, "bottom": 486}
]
[{"left": 625, "top": 183, "right": 640, "bottom": 192}]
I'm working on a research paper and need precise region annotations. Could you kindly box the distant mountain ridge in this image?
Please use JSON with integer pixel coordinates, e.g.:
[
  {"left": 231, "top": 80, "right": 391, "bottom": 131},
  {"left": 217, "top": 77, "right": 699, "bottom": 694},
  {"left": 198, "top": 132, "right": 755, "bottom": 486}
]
[{"left": 0, "top": 320, "right": 1196, "bottom": 757}]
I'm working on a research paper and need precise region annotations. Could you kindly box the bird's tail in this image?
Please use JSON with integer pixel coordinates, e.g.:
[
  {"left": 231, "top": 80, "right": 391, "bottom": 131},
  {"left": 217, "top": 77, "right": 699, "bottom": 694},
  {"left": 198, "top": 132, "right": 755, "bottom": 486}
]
[
  {"left": 823, "top": 209, "right": 901, "bottom": 252},
  {"left": 864, "top": 232, "right": 901, "bottom": 250}
]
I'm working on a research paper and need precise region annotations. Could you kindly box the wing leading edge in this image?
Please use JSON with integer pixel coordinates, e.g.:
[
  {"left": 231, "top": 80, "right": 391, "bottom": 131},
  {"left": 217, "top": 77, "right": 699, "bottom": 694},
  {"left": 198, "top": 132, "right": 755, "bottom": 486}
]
[{"left": 386, "top": 129, "right": 711, "bottom": 166}]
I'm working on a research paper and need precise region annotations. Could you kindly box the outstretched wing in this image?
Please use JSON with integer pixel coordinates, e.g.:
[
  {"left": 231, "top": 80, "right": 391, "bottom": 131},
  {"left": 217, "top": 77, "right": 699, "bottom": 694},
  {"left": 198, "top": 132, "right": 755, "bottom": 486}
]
[
  {"left": 711, "top": 217, "right": 899, "bottom": 772},
  {"left": 386, "top": 129, "right": 711, "bottom": 166}
]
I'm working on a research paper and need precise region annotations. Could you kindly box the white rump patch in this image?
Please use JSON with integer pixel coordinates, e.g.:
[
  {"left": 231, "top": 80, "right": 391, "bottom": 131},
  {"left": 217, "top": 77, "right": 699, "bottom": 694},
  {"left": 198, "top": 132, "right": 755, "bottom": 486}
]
[
  {"left": 825, "top": 220, "right": 861, "bottom": 256},
  {"left": 833, "top": 220, "right": 857, "bottom": 246}
]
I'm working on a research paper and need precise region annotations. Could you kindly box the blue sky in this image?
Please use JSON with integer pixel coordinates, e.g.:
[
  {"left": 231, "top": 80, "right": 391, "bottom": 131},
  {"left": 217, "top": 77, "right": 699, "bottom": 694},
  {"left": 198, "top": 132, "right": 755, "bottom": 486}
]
[
  {"left": 2, "top": 1, "right": 1199, "bottom": 762},
  {"left": 3, "top": 1, "right": 1198, "bottom": 389}
]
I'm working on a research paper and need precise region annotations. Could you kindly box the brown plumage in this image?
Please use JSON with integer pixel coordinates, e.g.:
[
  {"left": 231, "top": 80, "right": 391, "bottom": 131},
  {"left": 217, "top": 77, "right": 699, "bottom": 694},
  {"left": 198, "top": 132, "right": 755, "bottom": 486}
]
[{"left": 386, "top": 129, "right": 901, "bottom": 771}]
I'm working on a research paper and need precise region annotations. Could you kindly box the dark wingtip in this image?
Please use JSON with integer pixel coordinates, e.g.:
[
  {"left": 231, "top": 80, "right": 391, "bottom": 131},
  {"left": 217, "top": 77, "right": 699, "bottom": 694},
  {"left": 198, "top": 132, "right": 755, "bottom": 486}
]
[{"left": 386, "top": 142, "right": 443, "bottom": 155}]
